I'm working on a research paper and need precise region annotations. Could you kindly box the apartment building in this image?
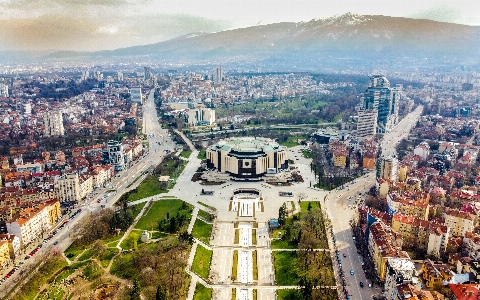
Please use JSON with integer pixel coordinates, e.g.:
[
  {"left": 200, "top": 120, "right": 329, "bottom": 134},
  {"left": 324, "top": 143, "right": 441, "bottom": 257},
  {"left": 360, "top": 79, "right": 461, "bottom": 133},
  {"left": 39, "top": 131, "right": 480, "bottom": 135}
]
[
  {"left": 443, "top": 208, "right": 476, "bottom": 237},
  {"left": 54, "top": 174, "right": 81, "bottom": 203},
  {"left": 463, "top": 232, "right": 480, "bottom": 260},
  {"left": 0, "top": 233, "right": 21, "bottom": 260},
  {"left": 333, "top": 149, "right": 348, "bottom": 167},
  {"left": 391, "top": 213, "right": 449, "bottom": 256},
  {"left": 368, "top": 221, "right": 409, "bottom": 282},
  {"left": 384, "top": 258, "right": 417, "bottom": 300},
  {"left": 79, "top": 174, "right": 93, "bottom": 200},
  {"left": 6, "top": 204, "right": 50, "bottom": 248},
  {"left": 422, "top": 259, "right": 453, "bottom": 288},
  {"left": 386, "top": 191, "right": 430, "bottom": 220},
  {"left": 357, "top": 109, "right": 378, "bottom": 138},
  {"left": 44, "top": 199, "right": 61, "bottom": 226},
  {"left": 43, "top": 111, "right": 64, "bottom": 136},
  {"left": 0, "top": 240, "right": 9, "bottom": 268},
  {"left": 378, "top": 155, "right": 399, "bottom": 182}
]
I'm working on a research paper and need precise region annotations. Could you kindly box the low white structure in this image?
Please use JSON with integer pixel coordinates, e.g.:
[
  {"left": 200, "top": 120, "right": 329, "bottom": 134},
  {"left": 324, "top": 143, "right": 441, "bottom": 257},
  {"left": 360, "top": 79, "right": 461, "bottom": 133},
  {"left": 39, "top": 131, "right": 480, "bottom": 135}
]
[
  {"left": 230, "top": 189, "right": 262, "bottom": 217},
  {"left": 186, "top": 107, "right": 215, "bottom": 126}
]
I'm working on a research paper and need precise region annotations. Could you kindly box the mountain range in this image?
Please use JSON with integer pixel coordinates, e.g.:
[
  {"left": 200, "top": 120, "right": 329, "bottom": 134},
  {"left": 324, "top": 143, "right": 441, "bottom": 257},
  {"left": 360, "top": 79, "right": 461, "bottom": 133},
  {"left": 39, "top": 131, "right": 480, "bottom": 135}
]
[{"left": 3, "top": 13, "right": 480, "bottom": 68}]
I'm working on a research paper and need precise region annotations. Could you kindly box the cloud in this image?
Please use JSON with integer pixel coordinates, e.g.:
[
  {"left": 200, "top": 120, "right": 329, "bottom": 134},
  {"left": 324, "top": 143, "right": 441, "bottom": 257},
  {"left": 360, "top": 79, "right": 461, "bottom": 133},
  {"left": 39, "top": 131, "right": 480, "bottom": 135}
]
[
  {"left": 408, "top": 5, "right": 465, "bottom": 24},
  {"left": 0, "top": 8, "right": 233, "bottom": 51}
]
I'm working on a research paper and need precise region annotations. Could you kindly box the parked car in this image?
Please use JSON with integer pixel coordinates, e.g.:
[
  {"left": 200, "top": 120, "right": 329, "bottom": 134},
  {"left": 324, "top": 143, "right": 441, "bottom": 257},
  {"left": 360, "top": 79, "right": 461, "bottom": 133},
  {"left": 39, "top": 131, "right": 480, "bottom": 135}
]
[
  {"left": 360, "top": 282, "right": 364, "bottom": 288},
  {"left": 350, "top": 270, "right": 354, "bottom": 275}
]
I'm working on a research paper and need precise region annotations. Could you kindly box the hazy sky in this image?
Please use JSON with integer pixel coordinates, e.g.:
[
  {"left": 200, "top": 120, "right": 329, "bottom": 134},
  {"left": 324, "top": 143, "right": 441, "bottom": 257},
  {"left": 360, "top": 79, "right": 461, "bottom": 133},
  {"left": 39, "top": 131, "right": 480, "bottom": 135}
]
[{"left": 0, "top": 0, "right": 479, "bottom": 52}]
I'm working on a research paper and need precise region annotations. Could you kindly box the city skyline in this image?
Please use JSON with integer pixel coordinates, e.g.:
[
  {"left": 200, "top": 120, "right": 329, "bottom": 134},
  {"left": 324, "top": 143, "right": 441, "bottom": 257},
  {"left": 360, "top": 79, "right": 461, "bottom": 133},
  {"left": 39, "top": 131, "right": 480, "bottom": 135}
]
[{"left": 0, "top": 0, "right": 479, "bottom": 52}]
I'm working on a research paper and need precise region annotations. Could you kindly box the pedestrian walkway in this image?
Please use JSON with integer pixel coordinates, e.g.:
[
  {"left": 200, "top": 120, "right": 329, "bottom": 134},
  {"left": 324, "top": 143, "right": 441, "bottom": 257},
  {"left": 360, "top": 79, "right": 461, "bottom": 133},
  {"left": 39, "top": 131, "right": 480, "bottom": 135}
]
[
  {"left": 116, "top": 199, "right": 152, "bottom": 250},
  {"left": 188, "top": 207, "right": 199, "bottom": 233}
]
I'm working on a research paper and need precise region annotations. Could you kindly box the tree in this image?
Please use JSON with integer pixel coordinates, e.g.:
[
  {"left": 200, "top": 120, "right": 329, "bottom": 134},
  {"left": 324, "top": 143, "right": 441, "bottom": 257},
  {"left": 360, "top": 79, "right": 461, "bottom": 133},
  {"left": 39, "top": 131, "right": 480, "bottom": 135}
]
[
  {"left": 297, "top": 192, "right": 307, "bottom": 203},
  {"left": 278, "top": 204, "right": 286, "bottom": 226},
  {"left": 155, "top": 285, "right": 167, "bottom": 300},
  {"left": 131, "top": 279, "right": 141, "bottom": 300}
]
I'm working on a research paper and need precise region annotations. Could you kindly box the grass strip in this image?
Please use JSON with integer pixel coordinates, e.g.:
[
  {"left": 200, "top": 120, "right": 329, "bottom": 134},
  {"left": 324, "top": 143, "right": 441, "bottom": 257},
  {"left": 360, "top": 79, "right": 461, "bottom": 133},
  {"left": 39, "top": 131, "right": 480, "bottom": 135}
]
[
  {"left": 193, "top": 282, "right": 212, "bottom": 300},
  {"left": 253, "top": 250, "right": 258, "bottom": 280},
  {"left": 234, "top": 229, "right": 239, "bottom": 244},
  {"left": 232, "top": 250, "right": 238, "bottom": 282},
  {"left": 192, "top": 244, "right": 213, "bottom": 280},
  {"left": 192, "top": 219, "right": 213, "bottom": 245}
]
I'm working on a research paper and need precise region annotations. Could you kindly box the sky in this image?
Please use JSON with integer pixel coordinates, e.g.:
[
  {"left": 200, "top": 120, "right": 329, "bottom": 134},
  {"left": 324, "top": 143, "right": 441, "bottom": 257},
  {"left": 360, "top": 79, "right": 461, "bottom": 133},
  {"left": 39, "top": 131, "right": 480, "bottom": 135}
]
[{"left": 0, "top": 0, "right": 479, "bottom": 52}]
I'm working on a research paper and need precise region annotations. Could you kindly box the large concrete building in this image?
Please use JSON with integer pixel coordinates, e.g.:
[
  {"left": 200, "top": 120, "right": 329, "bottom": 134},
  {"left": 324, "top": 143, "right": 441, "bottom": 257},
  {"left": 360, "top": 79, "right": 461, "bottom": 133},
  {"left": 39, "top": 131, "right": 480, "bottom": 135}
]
[
  {"left": 357, "top": 109, "right": 378, "bottom": 138},
  {"left": 43, "top": 111, "right": 64, "bottom": 136},
  {"left": 362, "top": 75, "right": 401, "bottom": 133},
  {"left": 186, "top": 107, "right": 215, "bottom": 126},
  {"left": 206, "top": 137, "right": 288, "bottom": 179}
]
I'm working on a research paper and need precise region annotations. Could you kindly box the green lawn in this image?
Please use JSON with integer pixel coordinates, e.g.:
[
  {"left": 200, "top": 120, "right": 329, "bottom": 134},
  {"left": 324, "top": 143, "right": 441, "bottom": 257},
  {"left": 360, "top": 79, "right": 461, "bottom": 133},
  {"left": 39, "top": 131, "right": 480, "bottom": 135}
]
[
  {"left": 302, "top": 150, "right": 312, "bottom": 158},
  {"left": 102, "top": 234, "right": 123, "bottom": 247},
  {"left": 192, "top": 244, "right": 212, "bottom": 280},
  {"left": 277, "top": 288, "right": 339, "bottom": 300},
  {"left": 8, "top": 256, "right": 68, "bottom": 300},
  {"left": 77, "top": 249, "right": 94, "bottom": 261},
  {"left": 120, "top": 230, "right": 140, "bottom": 250},
  {"left": 299, "top": 201, "right": 321, "bottom": 213},
  {"left": 135, "top": 199, "right": 193, "bottom": 231},
  {"left": 193, "top": 282, "right": 212, "bottom": 300},
  {"left": 197, "top": 150, "right": 206, "bottom": 160},
  {"left": 110, "top": 252, "right": 135, "bottom": 280},
  {"left": 191, "top": 219, "right": 213, "bottom": 245},
  {"left": 277, "top": 290, "right": 302, "bottom": 300},
  {"left": 126, "top": 175, "right": 167, "bottom": 202},
  {"left": 197, "top": 209, "right": 214, "bottom": 222},
  {"left": 273, "top": 251, "right": 301, "bottom": 285},
  {"left": 274, "top": 250, "right": 335, "bottom": 287},
  {"left": 180, "top": 150, "right": 192, "bottom": 159},
  {"left": 65, "top": 243, "right": 88, "bottom": 260},
  {"left": 271, "top": 239, "right": 297, "bottom": 249},
  {"left": 279, "top": 135, "right": 307, "bottom": 148}
]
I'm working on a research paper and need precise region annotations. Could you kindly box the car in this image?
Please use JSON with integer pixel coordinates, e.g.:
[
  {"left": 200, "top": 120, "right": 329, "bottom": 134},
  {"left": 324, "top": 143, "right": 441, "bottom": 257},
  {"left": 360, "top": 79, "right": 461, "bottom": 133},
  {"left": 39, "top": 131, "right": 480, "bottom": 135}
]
[
  {"left": 53, "top": 241, "right": 59, "bottom": 245},
  {"left": 97, "top": 199, "right": 101, "bottom": 203},
  {"left": 360, "top": 282, "right": 364, "bottom": 288},
  {"left": 350, "top": 270, "right": 354, "bottom": 275},
  {"left": 343, "top": 253, "right": 347, "bottom": 257},
  {"left": 368, "top": 283, "right": 372, "bottom": 288}
]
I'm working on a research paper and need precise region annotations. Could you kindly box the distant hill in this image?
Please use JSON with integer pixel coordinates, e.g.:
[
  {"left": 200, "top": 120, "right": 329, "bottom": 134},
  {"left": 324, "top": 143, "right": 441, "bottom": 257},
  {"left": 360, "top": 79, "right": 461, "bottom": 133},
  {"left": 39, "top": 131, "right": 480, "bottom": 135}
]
[{"left": 6, "top": 13, "right": 480, "bottom": 67}]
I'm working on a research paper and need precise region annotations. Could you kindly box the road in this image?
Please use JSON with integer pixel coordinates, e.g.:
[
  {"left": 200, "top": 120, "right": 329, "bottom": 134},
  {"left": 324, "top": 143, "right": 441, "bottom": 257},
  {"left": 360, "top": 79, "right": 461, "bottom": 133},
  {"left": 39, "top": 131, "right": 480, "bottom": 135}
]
[
  {"left": 0, "top": 90, "right": 176, "bottom": 298},
  {"left": 323, "top": 105, "right": 424, "bottom": 300}
]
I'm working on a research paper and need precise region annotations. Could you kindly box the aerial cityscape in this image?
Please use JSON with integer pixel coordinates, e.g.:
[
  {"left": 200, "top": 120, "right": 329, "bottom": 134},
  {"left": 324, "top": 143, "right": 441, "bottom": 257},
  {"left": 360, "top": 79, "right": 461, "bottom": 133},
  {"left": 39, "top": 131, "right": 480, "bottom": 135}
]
[{"left": 1, "top": 1, "right": 480, "bottom": 300}]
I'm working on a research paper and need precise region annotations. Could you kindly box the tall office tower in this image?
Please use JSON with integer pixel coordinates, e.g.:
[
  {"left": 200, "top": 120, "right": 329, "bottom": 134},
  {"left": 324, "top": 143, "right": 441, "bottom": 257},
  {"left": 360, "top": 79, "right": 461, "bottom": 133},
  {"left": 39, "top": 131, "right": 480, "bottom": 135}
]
[
  {"left": 356, "top": 109, "right": 378, "bottom": 138},
  {"left": 117, "top": 71, "right": 124, "bottom": 81},
  {"left": 130, "top": 87, "right": 143, "bottom": 103},
  {"left": 363, "top": 75, "right": 400, "bottom": 133},
  {"left": 43, "top": 111, "right": 64, "bottom": 136},
  {"left": 82, "top": 70, "right": 89, "bottom": 81},
  {"left": 377, "top": 155, "right": 398, "bottom": 181},
  {"left": 144, "top": 67, "right": 152, "bottom": 80},
  {"left": 213, "top": 67, "right": 223, "bottom": 82},
  {"left": 0, "top": 83, "right": 9, "bottom": 97}
]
